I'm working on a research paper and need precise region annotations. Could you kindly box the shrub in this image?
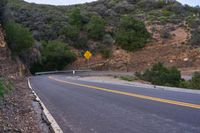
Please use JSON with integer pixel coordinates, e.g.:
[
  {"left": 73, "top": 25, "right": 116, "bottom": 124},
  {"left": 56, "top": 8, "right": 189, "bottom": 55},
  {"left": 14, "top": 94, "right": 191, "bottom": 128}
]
[
  {"left": 100, "top": 48, "right": 112, "bottom": 58},
  {"left": 62, "top": 25, "right": 80, "bottom": 41},
  {"left": 165, "top": 2, "right": 185, "bottom": 15},
  {"left": 189, "top": 29, "right": 200, "bottom": 47},
  {"left": 190, "top": 72, "right": 200, "bottom": 89},
  {"left": 86, "top": 15, "right": 106, "bottom": 40},
  {"left": 4, "top": 21, "right": 34, "bottom": 55},
  {"left": 103, "top": 34, "right": 114, "bottom": 45},
  {"left": 41, "top": 41, "right": 76, "bottom": 71},
  {"left": 0, "top": 0, "right": 7, "bottom": 22},
  {"left": 120, "top": 76, "right": 135, "bottom": 82},
  {"left": 116, "top": 16, "right": 150, "bottom": 51},
  {"left": 140, "top": 63, "right": 181, "bottom": 86},
  {"left": 179, "top": 80, "right": 190, "bottom": 89},
  {"left": 69, "top": 8, "right": 83, "bottom": 27},
  {"left": 138, "top": 0, "right": 166, "bottom": 11},
  {"left": 30, "top": 62, "right": 45, "bottom": 74},
  {"left": 160, "top": 28, "right": 171, "bottom": 39},
  {"left": 162, "top": 10, "right": 172, "bottom": 16},
  {"left": 0, "top": 80, "right": 4, "bottom": 97},
  {"left": 0, "top": 77, "right": 13, "bottom": 97},
  {"left": 73, "top": 35, "right": 88, "bottom": 50}
]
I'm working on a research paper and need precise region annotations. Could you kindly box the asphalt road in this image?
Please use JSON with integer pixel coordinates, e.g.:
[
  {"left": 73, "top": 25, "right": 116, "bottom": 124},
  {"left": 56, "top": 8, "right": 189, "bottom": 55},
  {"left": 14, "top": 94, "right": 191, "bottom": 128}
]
[{"left": 30, "top": 75, "right": 200, "bottom": 133}]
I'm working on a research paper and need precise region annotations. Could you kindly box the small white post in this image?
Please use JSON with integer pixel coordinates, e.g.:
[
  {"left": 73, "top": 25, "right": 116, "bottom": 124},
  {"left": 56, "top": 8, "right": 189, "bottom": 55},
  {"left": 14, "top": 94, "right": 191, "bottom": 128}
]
[{"left": 73, "top": 70, "right": 75, "bottom": 75}]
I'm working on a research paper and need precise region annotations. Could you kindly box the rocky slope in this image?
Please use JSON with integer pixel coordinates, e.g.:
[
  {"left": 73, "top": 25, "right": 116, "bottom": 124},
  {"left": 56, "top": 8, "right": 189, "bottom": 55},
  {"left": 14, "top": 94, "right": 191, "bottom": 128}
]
[
  {"left": 71, "top": 23, "right": 200, "bottom": 75},
  {"left": 0, "top": 25, "right": 48, "bottom": 133}
]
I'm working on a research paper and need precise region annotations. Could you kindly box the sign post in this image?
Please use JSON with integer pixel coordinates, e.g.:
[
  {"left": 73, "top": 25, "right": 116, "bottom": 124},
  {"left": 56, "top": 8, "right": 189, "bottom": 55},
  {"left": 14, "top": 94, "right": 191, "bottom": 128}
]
[{"left": 84, "top": 51, "right": 92, "bottom": 69}]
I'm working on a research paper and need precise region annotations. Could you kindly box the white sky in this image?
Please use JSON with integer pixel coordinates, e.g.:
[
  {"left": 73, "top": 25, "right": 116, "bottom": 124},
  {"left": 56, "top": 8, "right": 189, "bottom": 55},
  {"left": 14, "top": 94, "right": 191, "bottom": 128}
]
[
  {"left": 24, "top": 0, "right": 199, "bottom": 6},
  {"left": 24, "top": 0, "right": 96, "bottom": 5}
]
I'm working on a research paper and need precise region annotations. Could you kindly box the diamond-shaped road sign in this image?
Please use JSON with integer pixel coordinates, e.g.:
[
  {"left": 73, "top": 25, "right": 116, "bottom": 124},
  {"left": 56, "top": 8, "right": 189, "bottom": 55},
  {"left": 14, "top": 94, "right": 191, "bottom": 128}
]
[{"left": 84, "top": 51, "right": 92, "bottom": 60}]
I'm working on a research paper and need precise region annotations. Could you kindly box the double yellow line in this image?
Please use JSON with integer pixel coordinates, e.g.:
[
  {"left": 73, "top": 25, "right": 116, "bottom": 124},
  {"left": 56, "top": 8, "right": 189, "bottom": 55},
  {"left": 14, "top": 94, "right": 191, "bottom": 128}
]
[{"left": 49, "top": 76, "right": 200, "bottom": 109}]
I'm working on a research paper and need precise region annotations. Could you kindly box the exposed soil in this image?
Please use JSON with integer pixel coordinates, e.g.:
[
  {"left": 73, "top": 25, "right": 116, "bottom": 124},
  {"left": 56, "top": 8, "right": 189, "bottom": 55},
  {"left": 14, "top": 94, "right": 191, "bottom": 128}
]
[
  {"left": 71, "top": 23, "right": 200, "bottom": 75},
  {"left": 0, "top": 25, "right": 49, "bottom": 133}
]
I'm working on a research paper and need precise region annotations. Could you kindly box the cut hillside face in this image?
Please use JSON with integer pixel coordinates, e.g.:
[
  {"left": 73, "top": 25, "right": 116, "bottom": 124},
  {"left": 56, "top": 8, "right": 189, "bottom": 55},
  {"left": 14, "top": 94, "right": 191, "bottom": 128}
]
[
  {"left": 0, "top": 25, "right": 24, "bottom": 78},
  {"left": 71, "top": 23, "right": 200, "bottom": 75},
  {"left": 0, "top": 25, "right": 44, "bottom": 133}
]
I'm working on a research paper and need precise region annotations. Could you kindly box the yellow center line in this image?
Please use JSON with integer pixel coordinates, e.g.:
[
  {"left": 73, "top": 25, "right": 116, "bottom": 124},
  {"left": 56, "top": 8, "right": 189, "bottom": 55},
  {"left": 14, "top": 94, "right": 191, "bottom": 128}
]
[{"left": 49, "top": 76, "right": 200, "bottom": 109}]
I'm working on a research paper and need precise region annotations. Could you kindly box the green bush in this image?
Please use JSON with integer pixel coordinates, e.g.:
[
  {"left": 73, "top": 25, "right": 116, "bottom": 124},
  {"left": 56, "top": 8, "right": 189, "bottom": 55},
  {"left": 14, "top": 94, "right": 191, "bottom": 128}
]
[
  {"left": 4, "top": 21, "right": 34, "bottom": 55},
  {"left": 179, "top": 72, "right": 200, "bottom": 90},
  {"left": 0, "top": 80, "right": 4, "bottom": 97},
  {"left": 100, "top": 48, "right": 112, "bottom": 58},
  {"left": 138, "top": 0, "right": 167, "bottom": 11},
  {"left": 0, "top": 77, "right": 13, "bottom": 97},
  {"left": 86, "top": 15, "right": 106, "bottom": 40},
  {"left": 0, "top": 0, "right": 7, "bottom": 22},
  {"left": 120, "top": 76, "right": 135, "bottom": 82},
  {"left": 41, "top": 41, "right": 76, "bottom": 71},
  {"left": 69, "top": 8, "right": 83, "bottom": 27},
  {"left": 74, "top": 35, "right": 88, "bottom": 49},
  {"left": 30, "top": 62, "right": 46, "bottom": 74},
  {"left": 189, "top": 29, "right": 200, "bottom": 47},
  {"left": 190, "top": 72, "right": 200, "bottom": 89},
  {"left": 116, "top": 16, "right": 150, "bottom": 51},
  {"left": 30, "top": 41, "right": 77, "bottom": 73},
  {"left": 62, "top": 25, "right": 80, "bottom": 41},
  {"left": 103, "top": 34, "right": 114, "bottom": 45},
  {"left": 140, "top": 63, "right": 181, "bottom": 86}
]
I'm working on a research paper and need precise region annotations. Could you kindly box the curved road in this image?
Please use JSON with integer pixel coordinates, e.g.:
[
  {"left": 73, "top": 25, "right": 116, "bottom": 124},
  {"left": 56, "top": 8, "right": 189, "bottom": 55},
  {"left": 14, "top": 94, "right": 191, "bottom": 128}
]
[{"left": 30, "top": 75, "right": 200, "bottom": 133}]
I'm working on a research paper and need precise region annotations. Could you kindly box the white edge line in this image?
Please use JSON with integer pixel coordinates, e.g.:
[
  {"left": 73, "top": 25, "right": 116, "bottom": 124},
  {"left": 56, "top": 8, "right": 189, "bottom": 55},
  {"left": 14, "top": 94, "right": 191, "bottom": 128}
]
[{"left": 28, "top": 77, "right": 63, "bottom": 133}]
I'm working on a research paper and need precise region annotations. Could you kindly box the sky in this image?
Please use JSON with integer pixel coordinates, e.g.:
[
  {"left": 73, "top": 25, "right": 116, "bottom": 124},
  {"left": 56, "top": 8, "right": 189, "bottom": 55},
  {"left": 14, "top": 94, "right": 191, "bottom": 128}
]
[
  {"left": 177, "top": 0, "right": 199, "bottom": 6},
  {"left": 24, "top": 0, "right": 199, "bottom": 6},
  {"left": 24, "top": 0, "right": 96, "bottom": 5}
]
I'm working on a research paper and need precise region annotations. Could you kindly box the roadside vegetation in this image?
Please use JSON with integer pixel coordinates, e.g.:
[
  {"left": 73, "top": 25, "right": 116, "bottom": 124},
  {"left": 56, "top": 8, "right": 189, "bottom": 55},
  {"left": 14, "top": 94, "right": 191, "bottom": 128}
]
[
  {"left": 179, "top": 72, "right": 200, "bottom": 90},
  {"left": 0, "top": 77, "right": 13, "bottom": 97},
  {"left": 4, "top": 21, "right": 34, "bottom": 55},
  {"left": 116, "top": 16, "right": 150, "bottom": 51},
  {"left": 136, "top": 63, "right": 200, "bottom": 90},
  {"left": 0, "top": 80, "right": 4, "bottom": 97},
  {"left": 30, "top": 41, "right": 76, "bottom": 73},
  {"left": 120, "top": 76, "right": 136, "bottom": 82}
]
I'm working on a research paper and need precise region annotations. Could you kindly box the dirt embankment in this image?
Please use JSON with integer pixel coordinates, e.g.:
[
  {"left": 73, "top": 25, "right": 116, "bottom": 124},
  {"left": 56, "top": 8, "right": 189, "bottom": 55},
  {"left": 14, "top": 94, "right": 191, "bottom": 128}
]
[
  {"left": 71, "top": 23, "right": 200, "bottom": 75},
  {"left": 0, "top": 25, "right": 47, "bottom": 133}
]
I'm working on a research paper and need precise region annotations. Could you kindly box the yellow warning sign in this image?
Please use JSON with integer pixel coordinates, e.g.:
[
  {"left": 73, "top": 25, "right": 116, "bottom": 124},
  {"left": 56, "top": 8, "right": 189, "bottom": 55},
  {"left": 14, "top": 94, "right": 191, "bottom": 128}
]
[{"left": 84, "top": 51, "right": 92, "bottom": 60}]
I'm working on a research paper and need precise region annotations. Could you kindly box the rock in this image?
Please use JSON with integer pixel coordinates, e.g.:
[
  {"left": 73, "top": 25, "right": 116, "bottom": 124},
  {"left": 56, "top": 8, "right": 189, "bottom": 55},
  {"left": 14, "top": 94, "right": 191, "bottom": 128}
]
[{"left": 184, "top": 58, "right": 189, "bottom": 62}]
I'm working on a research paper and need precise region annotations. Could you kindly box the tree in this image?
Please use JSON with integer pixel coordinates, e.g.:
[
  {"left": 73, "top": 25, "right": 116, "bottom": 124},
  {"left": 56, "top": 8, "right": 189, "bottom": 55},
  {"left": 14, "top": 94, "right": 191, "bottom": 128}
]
[
  {"left": 141, "top": 62, "right": 181, "bottom": 86},
  {"left": 116, "top": 16, "right": 150, "bottom": 51},
  {"left": 0, "top": 0, "right": 7, "bottom": 23},
  {"left": 190, "top": 72, "right": 200, "bottom": 89},
  {"left": 41, "top": 41, "right": 76, "bottom": 71},
  {"left": 86, "top": 15, "right": 106, "bottom": 40},
  {"left": 5, "top": 21, "right": 34, "bottom": 55},
  {"left": 62, "top": 25, "right": 80, "bottom": 41},
  {"left": 69, "top": 8, "right": 83, "bottom": 27}
]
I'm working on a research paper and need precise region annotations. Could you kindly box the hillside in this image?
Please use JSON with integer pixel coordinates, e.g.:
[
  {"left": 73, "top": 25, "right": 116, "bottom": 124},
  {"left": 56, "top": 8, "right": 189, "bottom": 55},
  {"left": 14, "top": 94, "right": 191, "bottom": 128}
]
[
  {"left": 1, "top": 0, "right": 200, "bottom": 74},
  {"left": 0, "top": 25, "right": 45, "bottom": 132}
]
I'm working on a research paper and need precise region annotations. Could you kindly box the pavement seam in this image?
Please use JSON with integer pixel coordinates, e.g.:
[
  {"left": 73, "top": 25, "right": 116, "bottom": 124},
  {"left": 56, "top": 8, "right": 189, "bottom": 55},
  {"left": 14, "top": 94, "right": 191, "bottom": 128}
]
[
  {"left": 49, "top": 76, "right": 200, "bottom": 110},
  {"left": 28, "top": 77, "right": 63, "bottom": 133}
]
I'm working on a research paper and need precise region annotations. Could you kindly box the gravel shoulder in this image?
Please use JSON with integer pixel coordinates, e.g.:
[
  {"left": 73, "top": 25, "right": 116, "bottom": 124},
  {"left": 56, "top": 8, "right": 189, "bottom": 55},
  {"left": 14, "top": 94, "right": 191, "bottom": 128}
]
[{"left": 0, "top": 77, "right": 50, "bottom": 133}]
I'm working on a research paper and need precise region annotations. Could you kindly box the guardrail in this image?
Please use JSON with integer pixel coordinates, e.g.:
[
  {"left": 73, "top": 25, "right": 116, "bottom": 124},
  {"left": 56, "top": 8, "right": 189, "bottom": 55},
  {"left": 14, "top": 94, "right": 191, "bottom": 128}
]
[
  {"left": 34, "top": 70, "right": 136, "bottom": 78},
  {"left": 35, "top": 70, "right": 92, "bottom": 75}
]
